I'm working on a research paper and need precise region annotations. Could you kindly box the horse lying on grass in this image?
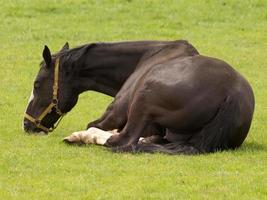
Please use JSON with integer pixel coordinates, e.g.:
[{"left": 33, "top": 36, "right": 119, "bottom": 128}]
[{"left": 23, "top": 40, "right": 255, "bottom": 154}]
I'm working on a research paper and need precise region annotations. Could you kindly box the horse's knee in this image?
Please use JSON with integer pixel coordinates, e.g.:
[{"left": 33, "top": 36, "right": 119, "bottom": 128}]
[{"left": 86, "top": 121, "right": 100, "bottom": 129}]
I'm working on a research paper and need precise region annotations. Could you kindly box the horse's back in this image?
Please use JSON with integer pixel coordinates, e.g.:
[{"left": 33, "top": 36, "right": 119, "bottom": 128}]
[{"left": 140, "top": 55, "right": 253, "bottom": 106}]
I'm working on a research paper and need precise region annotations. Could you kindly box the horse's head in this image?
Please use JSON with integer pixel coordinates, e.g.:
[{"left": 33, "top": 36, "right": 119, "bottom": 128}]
[{"left": 23, "top": 43, "right": 79, "bottom": 134}]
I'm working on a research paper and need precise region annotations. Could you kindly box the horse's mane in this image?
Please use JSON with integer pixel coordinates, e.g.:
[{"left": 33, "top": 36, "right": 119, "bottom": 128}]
[{"left": 54, "top": 43, "right": 97, "bottom": 59}]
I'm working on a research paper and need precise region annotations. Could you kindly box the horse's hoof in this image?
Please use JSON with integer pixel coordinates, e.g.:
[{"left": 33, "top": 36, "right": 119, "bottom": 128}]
[
  {"left": 138, "top": 135, "right": 166, "bottom": 144},
  {"left": 63, "top": 137, "right": 72, "bottom": 144},
  {"left": 105, "top": 134, "right": 121, "bottom": 147},
  {"left": 63, "top": 137, "right": 85, "bottom": 146},
  {"left": 105, "top": 133, "right": 132, "bottom": 147},
  {"left": 63, "top": 134, "right": 83, "bottom": 144}
]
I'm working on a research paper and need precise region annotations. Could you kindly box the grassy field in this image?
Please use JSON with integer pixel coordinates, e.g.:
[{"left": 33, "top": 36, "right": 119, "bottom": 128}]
[{"left": 1, "top": 0, "right": 267, "bottom": 199}]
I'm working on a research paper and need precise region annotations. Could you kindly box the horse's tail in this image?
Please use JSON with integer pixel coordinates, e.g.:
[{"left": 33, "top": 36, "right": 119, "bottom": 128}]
[
  {"left": 191, "top": 95, "right": 243, "bottom": 153},
  {"left": 112, "top": 95, "right": 250, "bottom": 155}
]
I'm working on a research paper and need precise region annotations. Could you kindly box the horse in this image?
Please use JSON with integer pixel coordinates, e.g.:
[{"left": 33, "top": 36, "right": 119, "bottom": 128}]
[{"left": 23, "top": 40, "right": 255, "bottom": 154}]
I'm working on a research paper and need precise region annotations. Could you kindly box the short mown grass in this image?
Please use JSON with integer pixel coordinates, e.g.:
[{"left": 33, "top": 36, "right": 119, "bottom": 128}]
[{"left": 0, "top": 0, "right": 266, "bottom": 199}]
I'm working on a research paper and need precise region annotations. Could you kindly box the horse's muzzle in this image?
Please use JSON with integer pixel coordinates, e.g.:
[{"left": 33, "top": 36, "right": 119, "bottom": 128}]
[{"left": 23, "top": 118, "right": 45, "bottom": 134}]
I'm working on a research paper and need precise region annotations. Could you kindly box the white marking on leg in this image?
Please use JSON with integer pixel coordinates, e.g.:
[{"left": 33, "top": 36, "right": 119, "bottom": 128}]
[
  {"left": 64, "top": 127, "right": 114, "bottom": 145},
  {"left": 88, "top": 127, "right": 113, "bottom": 145},
  {"left": 64, "top": 128, "right": 146, "bottom": 145}
]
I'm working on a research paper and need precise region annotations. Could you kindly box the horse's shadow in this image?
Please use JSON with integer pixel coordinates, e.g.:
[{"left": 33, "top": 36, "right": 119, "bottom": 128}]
[
  {"left": 62, "top": 139, "right": 267, "bottom": 155},
  {"left": 238, "top": 141, "right": 267, "bottom": 153}
]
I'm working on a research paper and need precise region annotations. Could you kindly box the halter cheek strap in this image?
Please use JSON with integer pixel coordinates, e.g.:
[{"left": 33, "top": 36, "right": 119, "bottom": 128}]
[{"left": 24, "top": 58, "right": 65, "bottom": 133}]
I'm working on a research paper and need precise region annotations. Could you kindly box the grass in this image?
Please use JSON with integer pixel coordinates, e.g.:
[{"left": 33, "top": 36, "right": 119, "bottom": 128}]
[{"left": 1, "top": 0, "right": 267, "bottom": 199}]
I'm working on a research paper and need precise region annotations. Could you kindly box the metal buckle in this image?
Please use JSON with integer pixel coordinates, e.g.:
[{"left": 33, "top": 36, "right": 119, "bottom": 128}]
[{"left": 52, "top": 98, "right": 58, "bottom": 105}]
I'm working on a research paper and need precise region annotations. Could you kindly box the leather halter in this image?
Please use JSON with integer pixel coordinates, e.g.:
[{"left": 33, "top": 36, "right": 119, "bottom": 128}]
[{"left": 24, "top": 58, "right": 65, "bottom": 133}]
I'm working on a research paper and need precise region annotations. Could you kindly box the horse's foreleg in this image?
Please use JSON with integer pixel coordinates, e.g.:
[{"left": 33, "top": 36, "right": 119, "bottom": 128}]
[
  {"left": 87, "top": 99, "right": 128, "bottom": 131},
  {"left": 86, "top": 102, "right": 114, "bottom": 129},
  {"left": 63, "top": 127, "right": 116, "bottom": 145},
  {"left": 105, "top": 94, "right": 151, "bottom": 147}
]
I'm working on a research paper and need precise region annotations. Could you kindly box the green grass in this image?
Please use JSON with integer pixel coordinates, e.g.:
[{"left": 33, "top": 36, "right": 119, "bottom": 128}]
[{"left": 1, "top": 0, "right": 267, "bottom": 199}]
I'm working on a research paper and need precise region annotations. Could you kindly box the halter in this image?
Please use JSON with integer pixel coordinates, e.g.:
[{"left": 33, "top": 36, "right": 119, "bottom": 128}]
[{"left": 24, "top": 58, "right": 65, "bottom": 133}]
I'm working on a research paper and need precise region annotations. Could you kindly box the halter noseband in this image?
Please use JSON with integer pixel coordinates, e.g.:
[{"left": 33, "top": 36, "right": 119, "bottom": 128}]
[{"left": 24, "top": 58, "right": 65, "bottom": 133}]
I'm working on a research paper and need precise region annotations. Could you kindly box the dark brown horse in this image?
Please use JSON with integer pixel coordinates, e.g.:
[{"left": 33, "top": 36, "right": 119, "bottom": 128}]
[{"left": 23, "top": 40, "right": 255, "bottom": 154}]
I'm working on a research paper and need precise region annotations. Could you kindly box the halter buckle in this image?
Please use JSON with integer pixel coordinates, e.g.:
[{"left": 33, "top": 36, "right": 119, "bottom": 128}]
[{"left": 52, "top": 98, "right": 58, "bottom": 104}]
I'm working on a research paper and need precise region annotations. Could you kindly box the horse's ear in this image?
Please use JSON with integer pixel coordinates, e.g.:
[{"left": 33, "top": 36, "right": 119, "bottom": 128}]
[
  {"left": 42, "top": 45, "right": 52, "bottom": 68},
  {"left": 60, "top": 42, "right": 69, "bottom": 52}
]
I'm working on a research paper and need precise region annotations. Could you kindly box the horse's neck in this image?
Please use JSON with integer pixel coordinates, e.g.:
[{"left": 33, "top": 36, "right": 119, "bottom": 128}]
[{"left": 74, "top": 42, "right": 162, "bottom": 96}]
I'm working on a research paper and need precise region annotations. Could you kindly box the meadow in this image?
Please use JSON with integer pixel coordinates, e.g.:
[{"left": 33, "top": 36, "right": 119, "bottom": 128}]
[{"left": 0, "top": 0, "right": 267, "bottom": 199}]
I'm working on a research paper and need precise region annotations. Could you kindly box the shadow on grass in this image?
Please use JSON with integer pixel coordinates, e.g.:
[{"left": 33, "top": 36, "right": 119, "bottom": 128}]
[
  {"left": 61, "top": 137, "right": 267, "bottom": 156},
  {"left": 238, "top": 141, "right": 267, "bottom": 153},
  {"left": 62, "top": 139, "right": 87, "bottom": 147}
]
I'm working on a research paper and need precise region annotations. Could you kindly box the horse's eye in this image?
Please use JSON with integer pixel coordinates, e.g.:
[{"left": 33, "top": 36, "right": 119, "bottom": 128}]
[{"left": 34, "top": 82, "right": 41, "bottom": 89}]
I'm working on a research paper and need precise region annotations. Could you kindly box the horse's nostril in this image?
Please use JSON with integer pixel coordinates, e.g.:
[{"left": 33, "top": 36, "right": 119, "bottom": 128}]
[
  {"left": 23, "top": 120, "right": 31, "bottom": 130},
  {"left": 24, "top": 120, "right": 29, "bottom": 127}
]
